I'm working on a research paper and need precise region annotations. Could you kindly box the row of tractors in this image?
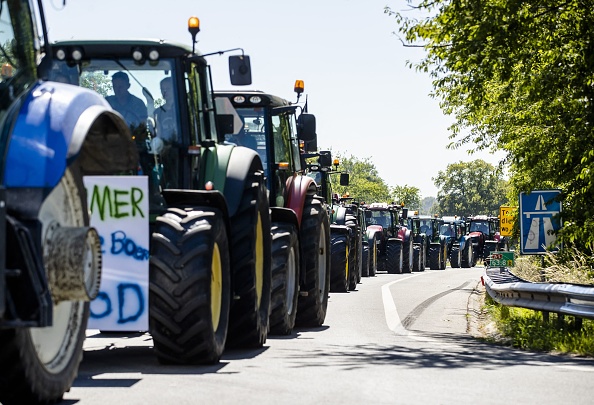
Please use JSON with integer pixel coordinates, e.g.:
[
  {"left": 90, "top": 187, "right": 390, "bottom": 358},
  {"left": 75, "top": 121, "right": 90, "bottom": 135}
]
[
  {"left": 0, "top": 2, "right": 511, "bottom": 403},
  {"left": 0, "top": 1, "right": 347, "bottom": 403}
]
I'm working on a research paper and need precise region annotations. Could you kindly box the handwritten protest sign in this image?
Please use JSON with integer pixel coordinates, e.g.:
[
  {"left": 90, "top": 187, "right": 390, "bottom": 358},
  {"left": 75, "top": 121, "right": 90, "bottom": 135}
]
[{"left": 84, "top": 176, "right": 149, "bottom": 331}]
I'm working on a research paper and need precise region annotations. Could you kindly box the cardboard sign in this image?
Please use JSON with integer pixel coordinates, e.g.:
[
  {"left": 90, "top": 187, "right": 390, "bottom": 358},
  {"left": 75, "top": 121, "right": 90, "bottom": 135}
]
[{"left": 84, "top": 176, "right": 149, "bottom": 331}]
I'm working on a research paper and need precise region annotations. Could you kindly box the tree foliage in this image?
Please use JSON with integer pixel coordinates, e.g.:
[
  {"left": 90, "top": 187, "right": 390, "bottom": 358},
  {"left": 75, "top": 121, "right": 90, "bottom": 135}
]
[
  {"left": 433, "top": 159, "right": 509, "bottom": 217},
  {"left": 332, "top": 154, "right": 392, "bottom": 204},
  {"left": 386, "top": 0, "right": 594, "bottom": 248},
  {"left": 391, "top": 184, "right": 422, "bottom": 210}
]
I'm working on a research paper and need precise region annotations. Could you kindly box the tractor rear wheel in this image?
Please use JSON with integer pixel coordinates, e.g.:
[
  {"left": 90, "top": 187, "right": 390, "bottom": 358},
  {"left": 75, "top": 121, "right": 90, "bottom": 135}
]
[
  {"left": 369, "top": 235, "right": 378, "bottom": 276},
  {"left": 227, "top": 171, "right": 271, "bottom": 348},
  {"left": 330, "top": 233, "right": 350, "bottom": 293},
  {"left": 361, "top": 241, "right": 370, "bottom": 277},
  {"left": 269, "top": 222, "right": 300, "bottom": 335},
  {"left": 296, "top": 196, "right": 331, "bottom": 327},
  {"left": 0, "top": 167, "right": 91, "bottom": 404},
  {"left": 429, "top": 244, "right": 441, "bottom": 270},
  {"left": 461, "top": 241, "right": 473, "bottom": 268},
  {"left": 450, "top": 246, "right": 461, "bottom": 268},
  {"left": 402, "top": 237, "right": 413, "bottom": 273},
  {"left": 386, "top": 240, "right": 402, "bottom": 274},
  {"left": 150, "top": 207, "right": 231, "bottom": 364},
  {"left": 412, "top": 244, "right": 422, "bottom": 271}
]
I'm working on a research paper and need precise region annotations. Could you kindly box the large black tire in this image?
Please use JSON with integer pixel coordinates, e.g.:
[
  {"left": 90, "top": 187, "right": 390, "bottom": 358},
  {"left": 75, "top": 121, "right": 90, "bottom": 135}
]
[
  {"left": 450, "top": 245, "right": 461, "bottom": 268},
  {"left": 412, "top": 244, "right": 422, "bottom": 272},
  {"left": 150, "top": 208, "right": 231, "bottom": 364},
  {"left": 361, "top": 242, "right": 370, "bottom": 277},
  {"left": 348, "top": 235, "right": 359, "bottom": 291},
  {"left": 345, "top": 213, "right": 360, "bottom": 289},
  {"left": 386, "top": 239, "right": 402, "bottom": 274},
  {"left": 461, "top": 240, "right": 474, "bottom": 268},
  {"left": 295, "top": 196, "right": 331, "bottom": 327},
  {"left": 419, "top": 243, "right": 426, "bottom": 271},
  {"left": 330, "top": 233, "right": 350, "bottom": 293},
  {"left": 226, "top": 171, "right": 272, "bottom": 348},
  {"left": 402, "top": 236, "right": 413, "bottom": 273},
  {"left": 0, "top": 167, "right": 91, "bottom": 404},
  {"left": 429, "top": 244, "right": 441, "bottom": 270},
  {"left": 369, "top": 235, "right": 377, "bottom": 276},
  {"left": 269, "top": 222, "right": 300, "bottom": 335},
  {"left": 440, "top": 243, "right": 448, "bottom": 270}
]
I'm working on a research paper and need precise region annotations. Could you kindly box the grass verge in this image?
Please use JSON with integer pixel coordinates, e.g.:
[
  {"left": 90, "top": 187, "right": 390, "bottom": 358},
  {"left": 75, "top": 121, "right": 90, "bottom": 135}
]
[{"left": 483, "top": 293, "right": 594, "bottom": 356}]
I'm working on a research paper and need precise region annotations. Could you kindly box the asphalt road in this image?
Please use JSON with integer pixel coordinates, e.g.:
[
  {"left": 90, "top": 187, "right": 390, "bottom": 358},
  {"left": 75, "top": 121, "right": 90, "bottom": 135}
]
[{"left": 61, "top": 266, "right": 594, "bottom": 404}]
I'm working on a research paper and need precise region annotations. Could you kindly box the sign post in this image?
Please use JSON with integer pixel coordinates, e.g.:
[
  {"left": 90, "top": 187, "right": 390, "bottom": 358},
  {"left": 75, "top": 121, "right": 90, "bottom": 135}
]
[{"left": 519, "top": 190, "right": 562, "bottom": 255}]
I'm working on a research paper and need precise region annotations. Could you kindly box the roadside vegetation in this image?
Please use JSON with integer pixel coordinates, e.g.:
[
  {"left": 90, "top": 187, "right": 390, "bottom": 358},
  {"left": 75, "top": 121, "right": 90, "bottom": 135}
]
[
  {"left": 483, "top": 295, "right": 594, "bottom": 357},
  {"left": 480, "top": 248, "right": 594, "bottom": 356}
]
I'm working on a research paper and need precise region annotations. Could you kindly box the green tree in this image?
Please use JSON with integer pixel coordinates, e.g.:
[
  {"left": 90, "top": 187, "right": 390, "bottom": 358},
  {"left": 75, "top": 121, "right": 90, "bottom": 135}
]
[
  {"left": 391, "top": 184, "right": 421, "bottom": 210},
  {"left": 386, "top": 1, "right": 594, "bottom": 248},
  {"left": 421, "top": 196, "right": 438, "bottom": 216},
  {"left": 332, "top": 154, "right": 391, "bottom": 204},
  {"left": 433, "top": 160, "right": 508, "bottom": 217}
]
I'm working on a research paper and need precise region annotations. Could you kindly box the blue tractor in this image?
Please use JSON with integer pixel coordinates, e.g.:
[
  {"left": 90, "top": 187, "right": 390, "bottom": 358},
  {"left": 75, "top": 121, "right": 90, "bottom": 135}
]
[{"left": 0, "top": 0, "right": 133, "bottom": 403}]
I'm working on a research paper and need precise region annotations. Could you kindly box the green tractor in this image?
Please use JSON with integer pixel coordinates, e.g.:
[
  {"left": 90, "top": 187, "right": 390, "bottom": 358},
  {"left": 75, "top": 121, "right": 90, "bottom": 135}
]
[
  {"left": 214, "top": 82, "right": 331, "bottom": 333},
  {"left": 419, "top": 215, "right": 448, "bottom": 270},
  {"left": 51, "top": 18, "right": 272, "bottom": 364},
  {"left": 304, "top": 151, "right": 368, "bottom": 289}
]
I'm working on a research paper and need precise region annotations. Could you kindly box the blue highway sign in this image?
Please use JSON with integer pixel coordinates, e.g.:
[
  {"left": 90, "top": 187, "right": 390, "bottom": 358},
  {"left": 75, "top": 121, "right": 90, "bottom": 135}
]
[{"left": 519, "top": 190, "right": 562, "bottom": 254}]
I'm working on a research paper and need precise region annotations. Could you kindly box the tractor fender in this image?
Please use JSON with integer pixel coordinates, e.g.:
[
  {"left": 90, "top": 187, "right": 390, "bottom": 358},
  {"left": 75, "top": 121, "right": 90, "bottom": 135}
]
[
  {"left": 161, "top": 188, "right": 231, "bottom": 237},
  {"left": 397, "top": 227, "right": 409, "bottom": 242},
  {"left": 200, "top": 144, "right": 263, "bottom": 218},
  {"left": 332, "top": 205, "right": 347, "bottom": 225},
  {"left": 285, "top": 175, "right": 318, "bottom": 227},
  {"left": 4, "top": 81, "right": 128, "bottom": 189},
  {"left": 330, "top": 223, "right": 351, "bottom": 237},
  {"left": 366, "top": 225, "right": 383, "bottom": 242},
  {"left": 459, "top": 235, "right": 470, "bottom": 251},
  {"left": 271, "top": 206, "right": 299, "bottom": 229}
]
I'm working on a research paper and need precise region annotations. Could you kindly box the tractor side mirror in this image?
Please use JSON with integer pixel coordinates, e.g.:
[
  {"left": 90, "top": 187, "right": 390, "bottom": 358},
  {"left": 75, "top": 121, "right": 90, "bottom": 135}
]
[
  {"left": 340, "top": 173, "right": 350, "bottom": 186},
  {"left": 318, "top": 152, "right": 332, "bottom": 167},
  {"left": 229, "top": 55, "right": 252, "bottom": 85},
  {"left": 297, "top": 113, "right": 316, "bottom": 142},
  {"left": 216, "top": 114, "right": 234, "bottom": 137}
]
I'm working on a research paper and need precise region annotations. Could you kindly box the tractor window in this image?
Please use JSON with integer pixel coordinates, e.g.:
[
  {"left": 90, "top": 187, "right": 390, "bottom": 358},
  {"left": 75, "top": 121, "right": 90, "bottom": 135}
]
[
  {"left": 219, "top": 106, "right": 268, "bottom": 176},
  {"left": 72, "top": 57, "right": 182, "bottom": 188},
  {"left": 272, "top": 114, "right": 291, "bottom": 166},
  {"left": 469, "top": 221, "right": 489, "bottom": 234},
  {"left": 288, "top": 112, "right": 301, "bottom": 172},
  {"left": 0, "top": 0, "right": 38, "bottom": 124}
]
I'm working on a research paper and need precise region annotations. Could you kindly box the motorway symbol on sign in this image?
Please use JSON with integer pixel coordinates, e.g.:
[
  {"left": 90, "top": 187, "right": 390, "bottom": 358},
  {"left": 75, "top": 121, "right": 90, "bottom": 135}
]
[{"left": 519, "top": 190, "right": 562, "bottom": 255}]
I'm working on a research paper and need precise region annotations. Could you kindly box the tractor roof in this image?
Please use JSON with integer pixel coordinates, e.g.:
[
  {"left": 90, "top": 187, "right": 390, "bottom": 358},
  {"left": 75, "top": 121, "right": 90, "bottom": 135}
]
[
  {"left": 52, "top": 39, "right": 201, "bottom": 62},
  {"left": 214, "top": 90, "right": 291, "bottom": 108}
]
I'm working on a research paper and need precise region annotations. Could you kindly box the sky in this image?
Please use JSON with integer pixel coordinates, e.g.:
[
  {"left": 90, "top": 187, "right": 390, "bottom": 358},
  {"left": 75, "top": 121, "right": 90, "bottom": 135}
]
[{"left": 43, "top": 0, "right": 505, "bottom": 198}]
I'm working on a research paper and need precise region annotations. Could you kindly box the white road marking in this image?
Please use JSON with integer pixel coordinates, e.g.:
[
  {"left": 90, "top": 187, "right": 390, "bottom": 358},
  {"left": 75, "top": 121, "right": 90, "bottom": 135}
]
[{"left": 381, "top": 274, "right": 422, "bottom": 335}]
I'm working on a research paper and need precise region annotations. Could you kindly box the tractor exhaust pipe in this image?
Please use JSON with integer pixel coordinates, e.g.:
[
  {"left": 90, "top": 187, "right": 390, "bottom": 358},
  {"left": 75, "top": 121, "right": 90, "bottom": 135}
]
[{"left": 45, "top": 226, "right": 102, "bottom": 303}]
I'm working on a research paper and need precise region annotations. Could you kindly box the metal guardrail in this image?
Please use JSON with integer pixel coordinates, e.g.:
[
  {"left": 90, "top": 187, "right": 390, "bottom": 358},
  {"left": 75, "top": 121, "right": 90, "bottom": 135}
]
[{"left": 482, "top": 266, "right": 594, "bottom": 320}]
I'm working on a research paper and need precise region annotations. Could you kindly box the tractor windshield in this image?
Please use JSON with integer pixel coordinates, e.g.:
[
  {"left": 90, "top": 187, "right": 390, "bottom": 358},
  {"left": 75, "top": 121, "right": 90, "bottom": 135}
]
[
  {"left": 367, "top": 210, "right": 391, "bottom": 228},
  {"left": 469, "top": 221, "right": 489, "bottom": 234},
  {"left": 52, "top": 57, "right": 183, "bottom": 189}
]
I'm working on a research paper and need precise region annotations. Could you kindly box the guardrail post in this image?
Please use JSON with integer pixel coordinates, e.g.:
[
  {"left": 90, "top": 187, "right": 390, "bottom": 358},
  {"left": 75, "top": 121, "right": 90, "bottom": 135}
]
[
  {"left": 574, "top": 317, "right": 583, "bottom": 331},
  {"left": 542, "top": 311, "right": 549, "bottom": 323},
  {"left": 557, "top": 313, "right": 565, "bottom": 328}
]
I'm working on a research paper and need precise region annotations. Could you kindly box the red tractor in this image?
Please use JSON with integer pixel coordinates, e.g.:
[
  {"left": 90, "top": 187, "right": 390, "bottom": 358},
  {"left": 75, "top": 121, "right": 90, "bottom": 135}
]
[
  {"left": 467, "top": 215, "right": 507, "bottom": 262},
  {"left": 363, "top": 203, "right": 412, "bottom": 274}
]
